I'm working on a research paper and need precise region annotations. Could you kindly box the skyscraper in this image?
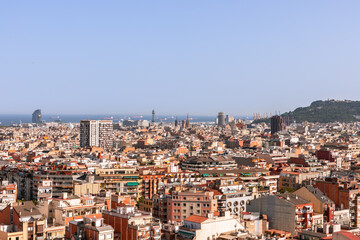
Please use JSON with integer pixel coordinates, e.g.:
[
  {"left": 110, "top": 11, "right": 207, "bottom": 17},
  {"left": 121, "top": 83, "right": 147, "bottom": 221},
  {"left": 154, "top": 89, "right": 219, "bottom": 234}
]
[
  {"left": 152, "top": 110, "right": 155, "bottom": 123},
  {"left": 185, "top": 114, "right": 190, "bottom": 128},
  {"left": 271, "top": 115, "right": 283, "bottom": 134},
  {"left": 181, "top": 120, "right": 186, "bottom": 129},
  {"left": 32, "top": 109, "right": 42, "bottom": 124},
  {"left": 217, "top": 112, "right": 225, "bottom": 127},
  {"left": 80, "top": 120, "right": 113, "bottom": 150}
]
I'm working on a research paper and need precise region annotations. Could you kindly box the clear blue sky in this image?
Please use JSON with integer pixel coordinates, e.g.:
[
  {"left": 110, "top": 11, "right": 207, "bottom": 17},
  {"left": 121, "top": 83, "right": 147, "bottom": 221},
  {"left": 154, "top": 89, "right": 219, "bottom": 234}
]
[{"left": 1, "top": 1, "right": 360, "bottom": 116}]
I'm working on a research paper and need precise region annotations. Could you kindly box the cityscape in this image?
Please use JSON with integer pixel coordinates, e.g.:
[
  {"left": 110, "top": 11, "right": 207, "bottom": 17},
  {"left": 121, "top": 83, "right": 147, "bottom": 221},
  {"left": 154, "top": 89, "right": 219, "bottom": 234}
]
[
  {"left": 0, "top": 107, "right": 360, "bottom": 240},
  {"left": 2, "top": 1, "right": 360, "bottom": 240}
]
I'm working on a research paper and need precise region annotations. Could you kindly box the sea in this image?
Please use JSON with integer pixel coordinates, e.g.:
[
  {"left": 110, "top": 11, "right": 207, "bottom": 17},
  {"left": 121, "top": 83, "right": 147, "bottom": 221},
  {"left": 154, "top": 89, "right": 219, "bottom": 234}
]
[{"left": 0, "top": 114, "right": 252, "bottom": 126}]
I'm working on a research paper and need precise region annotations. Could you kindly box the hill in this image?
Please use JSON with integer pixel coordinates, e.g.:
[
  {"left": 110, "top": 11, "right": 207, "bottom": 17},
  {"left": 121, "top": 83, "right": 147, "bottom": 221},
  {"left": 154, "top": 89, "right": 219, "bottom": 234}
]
[{"left": 281, "top": 100, "right": 360, "bottom": 123}]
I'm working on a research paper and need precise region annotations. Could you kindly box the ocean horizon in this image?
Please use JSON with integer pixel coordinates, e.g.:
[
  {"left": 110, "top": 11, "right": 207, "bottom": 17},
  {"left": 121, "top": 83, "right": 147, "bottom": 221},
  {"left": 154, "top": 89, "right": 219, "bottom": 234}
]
[{"left": 0, "top": 114, "right": 253, "bottom": 126}]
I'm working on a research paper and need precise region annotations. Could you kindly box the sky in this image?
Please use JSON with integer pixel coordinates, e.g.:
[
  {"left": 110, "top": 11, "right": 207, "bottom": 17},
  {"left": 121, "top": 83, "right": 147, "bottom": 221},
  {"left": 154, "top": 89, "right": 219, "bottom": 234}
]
[{"left": 1, "top": 1, "right": 360, "bottom": 116}]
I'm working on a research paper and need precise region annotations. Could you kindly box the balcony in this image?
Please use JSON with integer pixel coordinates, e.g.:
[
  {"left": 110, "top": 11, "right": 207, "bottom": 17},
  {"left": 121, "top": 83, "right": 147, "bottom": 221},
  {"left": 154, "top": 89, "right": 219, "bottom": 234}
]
[{"left": 179, "top": 226, "right": 196, "bottom": 233}]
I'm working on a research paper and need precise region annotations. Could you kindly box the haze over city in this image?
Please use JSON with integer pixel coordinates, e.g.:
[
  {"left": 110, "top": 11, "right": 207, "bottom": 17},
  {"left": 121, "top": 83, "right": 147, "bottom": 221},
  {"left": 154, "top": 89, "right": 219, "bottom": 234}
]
[
  {"left": 3, "top": 2, "right": 360, "bottom": 240},
  {"left": 2, "top": 1, "right": 360, "bottom": 115}
]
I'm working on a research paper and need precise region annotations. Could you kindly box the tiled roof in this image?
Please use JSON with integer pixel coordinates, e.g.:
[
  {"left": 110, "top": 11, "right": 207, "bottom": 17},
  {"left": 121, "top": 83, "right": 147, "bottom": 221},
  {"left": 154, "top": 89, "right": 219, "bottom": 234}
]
[{"left": 184, "top": 215, "right": 208, "bottom": 223}]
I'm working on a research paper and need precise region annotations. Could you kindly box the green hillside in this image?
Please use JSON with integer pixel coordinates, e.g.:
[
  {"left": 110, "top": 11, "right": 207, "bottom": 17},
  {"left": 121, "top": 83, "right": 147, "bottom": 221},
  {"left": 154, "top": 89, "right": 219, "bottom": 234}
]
[{"left": 281, "top": 100, "right": 360, "bottom": 123}]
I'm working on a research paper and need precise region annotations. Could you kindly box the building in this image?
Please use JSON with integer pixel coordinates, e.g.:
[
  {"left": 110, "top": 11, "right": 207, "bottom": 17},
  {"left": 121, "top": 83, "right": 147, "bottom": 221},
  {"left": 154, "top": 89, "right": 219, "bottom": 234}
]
[
  {"left": 0, "top": 181, "right": 17, "bottom": 205},
  {"left": 152, "top": 194, "right": 168, "bottom": 223},
  {"left": 333, "top": 231, "right": 360, "bottom": 240},
  {"left": 316, "top": 178, "right": 360, "bottom": 227},
  {"left": 141, "top": 173, "right": 166, "bottom": 199},
  {"left": 33, "top": 163, "right": 87, "bottom": 199},
  {"left": 246, "top": 194, "right": 313, "bottom": 235},
  {"left": 103, "top": 205, "right": 161, "bottom": 240},
  {"left": 73, "top": 175, "right": 103, "bottom": 197},
  {"left": 166, "top": 188, "right": 218, "bottom": 223},
  {"left": 32, "top": 109, "right": 42, "bottom": 124},
  {"left": 32, "top": 179, "right": 52, "bottom": 202},
  {"left": 177, "top": 211, "right": 244, "bottom": 240},
  {"left": 67, "top": 215, "right": 114, "bottom": 240},
  {"left": 186, "top": 114, "right": 190, "bottom": 129},
  {"left": 95, "top": 168, "right": 141, "bottom": 199},
  {"left": 80, "top": 120, "right": 113, "bottom": 150},
  {"left": 294, "top": 185, "right": 335, "bottom": 223},
  {"left": 46, "top": 193, "right": 105, "bottom": 226},
  {"left": 217, "top": 112, "right": 225, "bottom": 127},
  {"left": 271, "top": 115, "right": 283, "bottom": 135},
  {"left": 180, "top": 156, "right": 236, "bottom": 171}
]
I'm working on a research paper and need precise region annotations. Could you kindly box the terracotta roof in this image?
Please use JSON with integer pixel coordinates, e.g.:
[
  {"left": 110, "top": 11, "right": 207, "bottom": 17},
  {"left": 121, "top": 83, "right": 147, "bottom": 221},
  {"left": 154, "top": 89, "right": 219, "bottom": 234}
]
[
  {"left": 334, "top": 231, "right": 360, "bottom": 240},
  {"left": 184, "top": 215, "right": 208, "bottom": 223}
]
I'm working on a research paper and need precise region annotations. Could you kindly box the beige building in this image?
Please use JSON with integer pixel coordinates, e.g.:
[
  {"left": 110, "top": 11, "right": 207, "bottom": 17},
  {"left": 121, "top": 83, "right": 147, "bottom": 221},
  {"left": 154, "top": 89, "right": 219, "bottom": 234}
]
[{"left": 73, "top": 175, "right": 102, "bottom": 196}]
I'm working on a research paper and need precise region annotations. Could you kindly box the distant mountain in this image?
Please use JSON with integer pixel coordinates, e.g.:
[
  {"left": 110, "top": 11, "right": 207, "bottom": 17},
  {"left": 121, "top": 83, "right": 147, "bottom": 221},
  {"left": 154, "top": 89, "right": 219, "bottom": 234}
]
[{"left": 281, "top": 100, "right": 360, "bottom": 123}]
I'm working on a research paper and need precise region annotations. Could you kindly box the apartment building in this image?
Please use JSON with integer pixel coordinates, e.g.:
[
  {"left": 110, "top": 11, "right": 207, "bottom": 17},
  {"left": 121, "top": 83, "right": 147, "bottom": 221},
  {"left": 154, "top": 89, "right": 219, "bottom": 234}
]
[
  {"left": 294, "top": 185, "right": 335, "bottom": 223},
  {"left": 103, "top": 205, "right": 161, "bottom": 240},
  {"left": 316, "top": 178, "right": 360, "bottom": 227},
  {"left": 0, "top": 181, "right": 17, "bottom": 205},
  {"left": 247, "top": 194, "right": 313, "bottom": 235},
  {"left": 80, "top": 120, "right": 113, "bottom": 150},
  {"left": 67, "top": 215, "right": 114, "bottom": 240},
  {"left": 95, "top": 168, "right": 141, "bottom": 199},
  {"left": 177, "top": 211, "right": 244, "bottom": 240},
  {"left": 166, "top": 189, "right": 218, "bottom": 223}
]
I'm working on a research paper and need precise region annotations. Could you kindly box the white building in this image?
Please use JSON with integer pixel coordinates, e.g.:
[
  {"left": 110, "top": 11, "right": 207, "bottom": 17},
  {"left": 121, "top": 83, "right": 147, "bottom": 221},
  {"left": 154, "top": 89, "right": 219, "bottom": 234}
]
[{"left": 177, "top": 211, "right": 244, "bottom": 240}]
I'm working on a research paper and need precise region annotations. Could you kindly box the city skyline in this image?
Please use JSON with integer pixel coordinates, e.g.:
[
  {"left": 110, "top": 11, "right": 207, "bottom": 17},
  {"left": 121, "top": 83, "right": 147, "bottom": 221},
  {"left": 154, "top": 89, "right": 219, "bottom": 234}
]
[{"left": 2, "top": 1, "right": 360, "bottom": 115}]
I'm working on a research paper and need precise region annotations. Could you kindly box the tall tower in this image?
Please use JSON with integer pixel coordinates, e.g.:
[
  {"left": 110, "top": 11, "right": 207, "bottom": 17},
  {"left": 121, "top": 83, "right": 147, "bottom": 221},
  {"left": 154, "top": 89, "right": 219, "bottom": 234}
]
[
  {"left": 80, "top": 120, "right": 113, "bottom": 150},
  {"left": 271, "top": 115, "right": 283, "bottom": 135},
  {"left": 186, "top": 113, "right": 190, "bottom": 128},
  {"left": 217, "top": 112, "right": 225, "bottom": 127},
  {"left": 32, "top": 109, "right": 42, "bottom": 124},
  {"left": 152, "top": 109, "right": 155, "bottom": 123}
]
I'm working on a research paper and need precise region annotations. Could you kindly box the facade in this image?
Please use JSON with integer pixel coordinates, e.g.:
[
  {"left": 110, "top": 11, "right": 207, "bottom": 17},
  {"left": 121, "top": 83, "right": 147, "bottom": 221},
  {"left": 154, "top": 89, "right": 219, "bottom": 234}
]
[
  {"left": 80, "top": 120, "right": 113, "bottom": 150},
  {"left": 177, "top": 212, "right": 244, "bottom": 240},
  {"left": 180, "top": 156, "right": 236, "bottom": 171},
  {"left": 246, "top": 194, "right": 313, "bottom": 235},
  {"left": 32, "top": 109, "right": 42, "bottom": 124},
  {"left": 67, "top": 215, "right": 114, "bottom": 240},
  {"left": 103, "top": 205, "right": 161, "bottom": 240},
  {"left": 217, "top": 112, "right": 225, "bottom": 127},
  {"left": 33, "top": 179, "right": 52, "bottom": 202},
  {"left": 95, "top": 168, "right": 141, "bottom": 199},
  {"left": 142, "top": 174, "right": 166, "bottom": 199},
  {"left": 33, "top": 166, "right": 87, "bottom": 199},
  {"left": 294, "top": 185, "right": 335, "bottom": 223},
  {"left": 271, "top": 115, "right": 283, "bottom": 135},
  {"left": 152, "top": 194, "right": 168, "bottom": 223},
  {"left": 50, "top": 193, "right": 105, "bottom": 226},
  {"left": 73, "top": 175, "right": 103, "bottom": 197},
  {"left": 166, "top": 189, "right": 218, "bottom": 223},
  {"left": 316, "top": 178, "right": 360, "bottom": 227},
  {"left": 0, "top": 181, "right": 17, "bottom": 205}
]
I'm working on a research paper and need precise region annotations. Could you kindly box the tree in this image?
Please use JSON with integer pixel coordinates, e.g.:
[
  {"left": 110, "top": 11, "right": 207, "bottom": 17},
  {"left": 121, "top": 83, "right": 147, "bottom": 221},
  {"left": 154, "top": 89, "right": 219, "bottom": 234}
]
[{"left": 278, "top": 187, "right": 295, "bottom": 194}]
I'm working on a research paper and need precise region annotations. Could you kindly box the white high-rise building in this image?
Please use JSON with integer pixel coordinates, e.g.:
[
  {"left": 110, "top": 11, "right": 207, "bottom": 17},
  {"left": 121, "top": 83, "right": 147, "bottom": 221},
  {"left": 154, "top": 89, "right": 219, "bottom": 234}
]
[{"left": 80, "top": 120, "right": 113, "bottom": 149}]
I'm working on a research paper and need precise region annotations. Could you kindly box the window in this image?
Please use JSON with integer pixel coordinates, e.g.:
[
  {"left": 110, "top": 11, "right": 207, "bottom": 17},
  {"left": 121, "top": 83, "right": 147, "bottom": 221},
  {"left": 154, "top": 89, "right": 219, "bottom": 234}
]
[
  {"left": 106, "top": 233, "right": 112, "bottom": 239},
  {"left": 183, "top": 203, "right": 186, "bottom": 207},
  {"left": 99, "top": 234, "right": 105, "bottom": 240}
]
